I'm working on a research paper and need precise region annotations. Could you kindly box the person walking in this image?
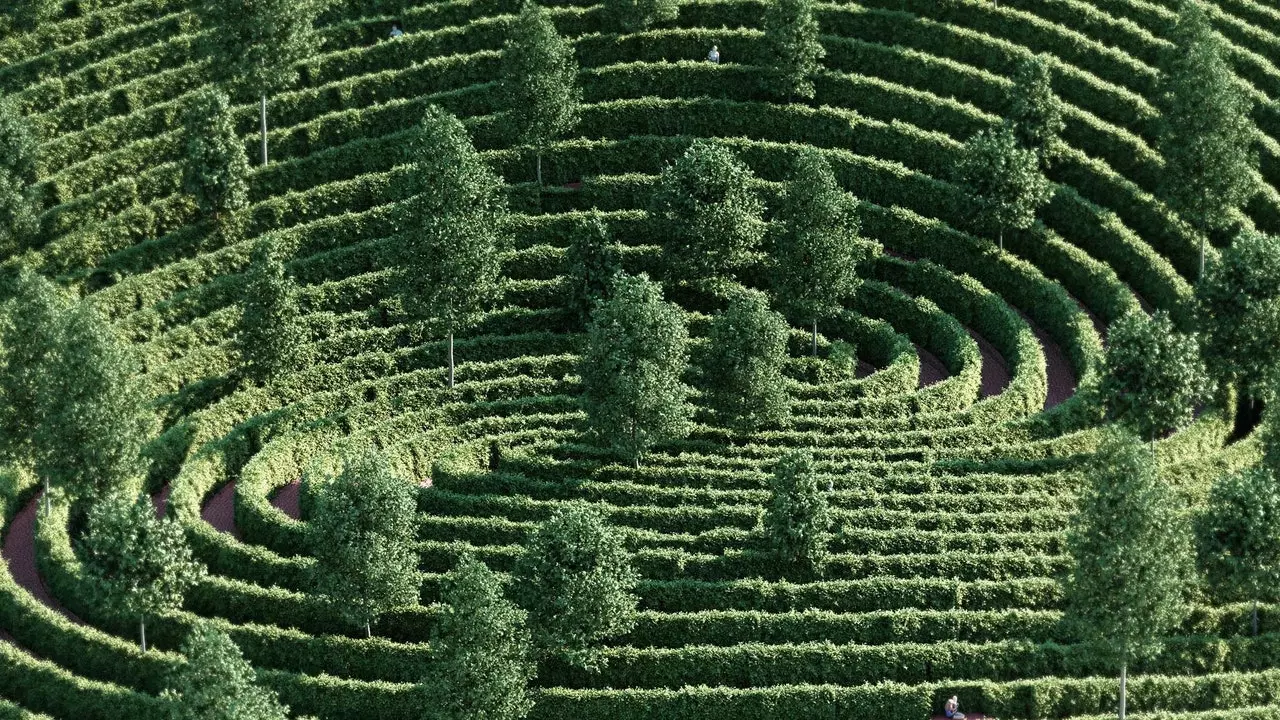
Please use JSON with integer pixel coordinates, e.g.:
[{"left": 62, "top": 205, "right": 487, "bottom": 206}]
[{"left": 707, "top": 45, "right": 720, "bottom": 63}]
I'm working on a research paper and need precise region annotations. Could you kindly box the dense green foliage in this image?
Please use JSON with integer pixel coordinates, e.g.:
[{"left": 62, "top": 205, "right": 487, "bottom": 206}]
[
  {"left": 235, "top": 237, "right": 308, "bottom": 387},
  {"left": 310, "top": 448, "right": 419, "bottom": 636},
  {"left": 194, "top": 0, "right": 322, "bottom": 97},
  {"left": 502, "top": 1, "right": 581, "bottom": 183},
  {"left": 1195, "top": 231, "right": 1280, "bottom": 401},
  {"left": 0, "top": 95, "right": 39, "bottom": 253},
  {"left": 762, "top": 0, "right": 825, "bottom": 100},
  {"left": 78, "top": 492, "right": 206, "bottom": 651},
  {"left": 1096, "top": 310, "right": 1213, "bottom": 442},
  {"left": 1197, "top": 467, "right": 1280, "bottom": 634},
  {"left": 182, "top": 88, "right": 249, "bottom": 223},
  {"left": 513, "top": 503, "right": 639, "bottom": 670},
  {"left": 650, "top": 140, "right": 766, "bottom": 284},
  {"left": 580, "top": 273, "right": 693, "bottom": 466},
  {"left": 563, "top": 212, "right": 620, "bottom": 328},
  {"left": 1009, "top": 54, "right": 1065, "bottom": 169},
  {"left": 602, "top": 0, "right": 678, "bottom": 32},
  {"left": 0, "top": 269, "right": 67, "bottom": 468},
  {"left": 955, "top": 124, "right": 1053, "bottom": 250},
  {"left": 701, "top": 288, "right": 790, "bottom": 433},
  {"left": 430, "top": 555, "right": 535, "bottom": 720},
  {"left": 161, "top": 625, "right": 292, "bottom": 720},
  {"left": 762, "top": 450, "right": 831, "bottom": 575}
]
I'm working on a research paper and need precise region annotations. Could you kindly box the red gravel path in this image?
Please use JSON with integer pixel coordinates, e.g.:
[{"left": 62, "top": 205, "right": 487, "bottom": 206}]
[
  {"left": 269, "top": 481, "right": 301, "bottom": 521},
  {"left": 2, "top": 493, "right": 82, "bottom": 624},
  {"left": 201, "top": 481, "right": 242, "bottom": 539},
  {"left": 1020, "top": 314, "right": 1077, "bottom": 410},
  {"left": 967, "top": 329, "right": 1011, "bottom": 398},
  {"left": 917, "top": 346, "right": 949, "bottom": 388},
  {"left": 152, "top": 483, "right": 170, "bottom": 518}
]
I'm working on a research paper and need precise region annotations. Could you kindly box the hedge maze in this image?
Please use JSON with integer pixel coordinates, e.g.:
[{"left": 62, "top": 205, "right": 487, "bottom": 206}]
[{"left": 1, "top": 0, "right": 1280, "bottom": 718}]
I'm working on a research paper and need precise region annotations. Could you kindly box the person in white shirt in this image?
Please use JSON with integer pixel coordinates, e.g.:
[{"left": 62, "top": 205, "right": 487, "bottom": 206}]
[
  {"left": 389, "top": 22, "right": 405, "bottom": 39},
  {"left": 707, "top": 45, "right": 720, "bottom": 63}
]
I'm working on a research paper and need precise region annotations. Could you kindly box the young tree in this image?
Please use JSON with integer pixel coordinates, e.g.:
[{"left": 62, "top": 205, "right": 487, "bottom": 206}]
[
  {"left": 563, "top": 211, "right": 620, "bottom": 328},
  {"left": 1196, "top": 467, "right": 1280, "bottom": 636},
  {"left": 0, "top": 269, "right": 69, "bottom": 489},
  {"left": 763, "top": 450, "right": 830, "bottom": 574},
  {"left": 78, "top": 491, "right": 206, "bottom": 652},
  {"left": 650, "top": 140, "right": 766, "bottom": 284},
  {"left": 397, "top": 106, "right": 509, "bottom": 389},
  {"left": 602, "top": 0, "right": 677, "bottom": 32},
  {"left": 310, "top": 448, "right": 420, "bottom": 638},
  {"left": 0, "top": 93, "right": 42, "bottom": 252},
  {"left": 1157, "top": 0, "right": 1257, "bottom": 278},
  {"left": 194, "top": 0, "right": 325, "bottom": 165},
  {"left": 162, "top": 624, "right": 292, "bottom": 720},
  {"left": 1009, "top": 54, "right": 1065, "bottom": 169},
  {"left": 512, "top": 503, "right": 638, "bottom": 670},
  {"left": 580, "top": 273, "right": 693, "bottom": 466},
  {"left": 702, "top": 288, "right": 790, "bottom": 434},
  {"left": 1096, "top": 310, "right": 1213, "bottom": 443},
  {"left": 430, "top": 554, "right": 535, "bottom": 720},
  {"left": 0, "top": 171, "right": 40, "bottom": 253},
  {"left": 762, "top": 0, "right": 825, "bottom": 100},
  {"left": 771, "top": 149, "right": 877, "bottom": 355},
  {"left": 236, "top": 236, "right": 308, "bottom": 386},
  {"left": 35, "top": 301, "right": 157, "bottom": 502},
  {"left": 1195, "top": 231, "right": 1280, "bottom": 402},
  {"left": 1064, "top": 430, "right": 1194, "bottom": 720},
  {"left": 502, "top": 1, "right": 581, "bottom": 185},
  {"left": 954, "top": 124, "right": 1053, "bottom": 252},
  {"left": 182, "top": 88, "right": 250, "bottom": 224}
]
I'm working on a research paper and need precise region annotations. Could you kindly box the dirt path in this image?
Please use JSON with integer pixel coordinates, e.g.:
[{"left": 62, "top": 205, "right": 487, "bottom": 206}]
[
  {"left": 967, "top": 329, "right": 1011, "bottom": 398},
  {"left": 2, "top": 493, "right": 83, "bottom": 624},
  {"left": 151, "top": 483, "right": 170, "bottom": 518},
  {"left": 917, "top": 346, "right": 949, "bottom": 388},
  {"left": 201, "top": 481, "right": 241, "bottom": 539},
  {"left": 269, "top": 481, "right": 301, "bottom": 521}
]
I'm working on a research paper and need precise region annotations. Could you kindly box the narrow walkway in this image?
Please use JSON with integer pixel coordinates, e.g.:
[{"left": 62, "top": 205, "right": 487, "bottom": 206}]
[
  {"left": 201, "top": 481, "right": 241, "bottom": 539},
  {"left": 269, "top": 481, "right": 301, "bottom": 521},
  {"left": 1, "top": 493, "right": 82, "bottom": 624},
  {"left": 151, "top": 483, "right": 170, "bottom": 518},
  {"left": 917, "top": 346, "right": 949, "bottom": 388},
  {"left": 967, "top": 329, "right": 1011, "bottom": 398}
]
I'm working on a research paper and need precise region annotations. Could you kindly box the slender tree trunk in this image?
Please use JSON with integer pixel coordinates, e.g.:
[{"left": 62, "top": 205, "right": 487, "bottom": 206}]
[
  {"left": 1119, "top": 662, "right": 1127, "bottom": 720},
  {"left": 260, "top": 94, "right": 269, "bottom": 166},
  {"left": 1199, "top": 235, "right": 1206, "bottom": 280},
  {"left": 448, "top": 331, "right": 455, "bottom": 389},
  {"left": 631, "top": 422, "right": 639, "bottom": 469},
  {"left": 812, "top": 319, "right": 818, "bottom": 357},
  {"left": 1252, "top": 598, "right": 1259, "bottom": 637},
  {"left": 365, "top": 620, "right": 372, "bottom": 639},
  {"left": 999, "top": 227, "right": 1004, "bottom": 252},
  {"left": 42, "top": 477, "right": 49, "bottom": 517},
  {"left": 536, "top": 153, "right": 542, "bottom": 186},
  {"left": 140, "top": 615, "right": 147, "bottom": 653}
]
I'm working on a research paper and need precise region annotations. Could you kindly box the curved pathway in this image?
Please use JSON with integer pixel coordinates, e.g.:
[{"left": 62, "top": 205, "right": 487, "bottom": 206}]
[
  {"left": 967, "top": 329, "right": 1011, "bottom": 398},
  {"left": 201, "top": 481, "right": 241, "bottom": 539},
  {"left": 2, "top": 493, "right": 82, "bottom": 624},
  {"left": 269, "top": 481, "right": 302, "bottom": 521},
  {"left": 917, "top": 346, "right": 949, "bottom": 388}
]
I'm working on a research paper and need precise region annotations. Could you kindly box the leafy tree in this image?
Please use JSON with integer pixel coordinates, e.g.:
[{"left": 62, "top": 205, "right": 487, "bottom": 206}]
[
  {"left": 501, "top": 1, "right": 581, "bottom": 185},
  {"left": 1195, "top": 230, "right": 1280, "bottom": 402},
  {"left": 512, "top": 503, "right": 638, "bottom": 670},
  {"left": 311, "top": 448, "right": 419, "bottom": 638},
  {"left": 182, "top": 88, "right": 250, "bottom": 223},
  {"left": 1157, "top": 0, "right": 1257, "bottom": 277},
  {"left": 0, "top": 171, "right": 40, "bottom": 254},
  {"left": 0, "top": 93, "right": 38, "bottom": 184},
  {"left": 563, "top": 211, "right": 620, "bottom": 328},
  {"left": 771, "top": 149, "right": 876, "bottom": 354},
  {"left": 35, "top": 301, "right": 156, "bottom": 502},
  {"left": 1009, "top": 54, "right": 1065, "bottom": 169},
  {"left": 6, "top": 0, "right": 61, "bottom": 32},
  {"left": 762, "top": 0, "right": 825, "bottom": 100},
  {"left": 0, "top": 269, "right": 69, "bottom": 498},
  {"left": 1196, "top": 467, "right": 1280, "bottom": 636},
  {"left": 398, "top": 106, "right": 509, "bottom": 389},
  {"left": 763, "top": 450, "right": 830, "bottom": 574},
  {"left": 702, "top": 288, "right": 790, "bottom": 434},
  {"left": 430, "top": 554, "right": 535, "bottom": 720},
  {"left": 1064, "top": 430, "right": 1194, "bottom": 720},
  {"left": 580, "top": 273, "right": 693, "bottom": 466},
  {"left": 1263, "top": 410, "right": 1280, "bottom": 478},
  {"left": 162, "top": 624, "right": 292, "bottom": 720},
  {"left": 194, "top": 0, "right": 324, "bottom": 165},
  {"left": 236, "top": 236, "right": 308, "bottom": 386},
  {"left": 79, "top": 491, "right": 206, "bottom": 652},
  {"left": 650, "top": 140, "right": 766, "bottom": 284},
  {"left": 602, "top": 0, "right": 677, "bottom": 32},
  {"left": 955, "top": 124, "right": 1053, "bottom": 251},
  {"left": 1096, "top": 310, "right": 1213, "bottom": 443}
]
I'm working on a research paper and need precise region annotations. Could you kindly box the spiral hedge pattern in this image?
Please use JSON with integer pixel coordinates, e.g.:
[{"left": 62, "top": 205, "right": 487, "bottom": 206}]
[{"left": 1, "top": 0, "right": 1280, "bottom": 718}]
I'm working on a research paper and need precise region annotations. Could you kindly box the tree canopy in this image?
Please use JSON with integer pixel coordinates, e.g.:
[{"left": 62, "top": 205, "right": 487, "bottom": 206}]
[
  {"left": 35, "top": 301, "right": 157, "bottom": 501},
  {"left": 236, "top": 236, "right": 308, "bottom": 386},
  {"left": 0, "top": 269, "right": 68, "bottom": 468},
  {"left": 502, "top": 1, "right": 580, "bottom": 182},
  {"left": 183, "top": 88, "right": 250, "bottom": 222},
  {"left": 702, "top": 288, "right": 790, "bottom": 434},
  {"left": 6, "top": 0, "right": 61, "bottom": 30},
  {"left": 771, "top": 148, "right": 876, "bottom": 352},
  {"left": 1157, "top": 0, "right": 1257, "bottom": 245},
  {"left": 1009, "top": 54, "right": 1065, "bottom": 169},
  {"left": 430, "top": 554, "right": 535, "bottom": 720},
  {"left": 1196, "top": 466, "right": 1280, "bottom": 634},
  {"left": 1096, "top": 310, "right": 1212, "bottom": 442},
  {"left": 0, "top": 94, "right": 41, "bottom": 252},
  {"left": 0, "top": 93, "right": 38, "bottom": 184},
  {"left": 1195, "top": 230, "right": 1280, "bottom": 401},
  {"left": 78, "top": 491, "right": 206, "bottom": 651},
  {"left": 162, "top": 624, "right": 292, "bottom": 720},
  {"left": 513, "top": 503, "right": 639, "bottom": 671},
  {"left": 311, "top": 447, "right": 420, "bottom": 637},
  {"left": 762, "top": 0, "right": 825, "bottom": 100},
  {"left": 194, "top": 0, "right": 324, "bottom": 97},
  {"left": 650, "top": 140, "right": 766, "bottom": 284},
  {"left": 580, "top": 273, "right": 693, "bottom": 466},
  {"left": 955, "top": 124, "right": 1053, "bottom": 250},
  {"left": 602, "top": 0, "right": 677, "bottom": 32},
  {"left": 563, "top": 211, "right": 621, "bottom": 328},
  {"left": 763, "top": 449, "right": 831, "bottom": 574}
]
